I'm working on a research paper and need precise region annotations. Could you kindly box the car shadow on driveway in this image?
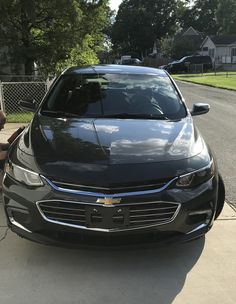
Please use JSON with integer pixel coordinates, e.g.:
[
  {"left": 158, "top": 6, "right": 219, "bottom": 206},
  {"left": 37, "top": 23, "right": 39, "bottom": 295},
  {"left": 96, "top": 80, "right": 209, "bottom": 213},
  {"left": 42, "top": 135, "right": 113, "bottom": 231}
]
[{"left": 0, "top": 227, "right": 205, "bottom": 304}]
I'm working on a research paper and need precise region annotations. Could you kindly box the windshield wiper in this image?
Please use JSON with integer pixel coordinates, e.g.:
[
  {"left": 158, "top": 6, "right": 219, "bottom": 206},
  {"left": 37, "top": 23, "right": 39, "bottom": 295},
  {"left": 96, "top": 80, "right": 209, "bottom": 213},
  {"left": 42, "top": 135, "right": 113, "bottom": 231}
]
[
  {"left": 99, "top": 113, "right": 169, "bottom": 120},
  {"left": 41, "top": 110, "right": 81, "bottom": 118}
]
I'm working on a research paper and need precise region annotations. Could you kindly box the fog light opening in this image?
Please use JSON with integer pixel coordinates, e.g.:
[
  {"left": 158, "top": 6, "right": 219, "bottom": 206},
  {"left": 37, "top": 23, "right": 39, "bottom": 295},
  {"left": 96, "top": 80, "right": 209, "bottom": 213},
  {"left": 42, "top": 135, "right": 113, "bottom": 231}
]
[
  {"left": 7, "top": 208, "right": 29, "bottom": 224},
  {"left": 188, "top": 209, "right": 213, "bottom": 225},
  {"left": 8, "top": 216, "right": 32, "bottom": 233}
]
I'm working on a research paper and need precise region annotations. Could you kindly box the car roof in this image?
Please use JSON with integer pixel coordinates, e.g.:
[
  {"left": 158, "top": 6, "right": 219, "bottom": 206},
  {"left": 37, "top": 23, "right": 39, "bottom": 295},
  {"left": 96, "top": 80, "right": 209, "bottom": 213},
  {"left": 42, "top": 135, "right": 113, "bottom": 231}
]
[{"left": 63, "top": 64, "right": 167, "bottom": 76}]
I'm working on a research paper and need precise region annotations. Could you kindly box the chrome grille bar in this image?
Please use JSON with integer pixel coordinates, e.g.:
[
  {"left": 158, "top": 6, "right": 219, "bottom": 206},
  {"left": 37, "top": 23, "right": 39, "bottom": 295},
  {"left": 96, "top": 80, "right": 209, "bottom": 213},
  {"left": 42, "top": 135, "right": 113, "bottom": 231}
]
[
  {"left": 130, "top": 211, "right": 175, "bottom": 218},
  {"left": 42, "top": 176, "right": 178, "bottom": 198},
  {"left": 51, "top": 180, "right": 168, "bottom": 192},
  {"left": 130, "top": 218, "right": 171, "bottom": 224},
  {"left": 44, "top": 211, "right": 85, "bottom": 217},
  {"left": 130, "top": 206, "right": 177, "bottom": 213}
]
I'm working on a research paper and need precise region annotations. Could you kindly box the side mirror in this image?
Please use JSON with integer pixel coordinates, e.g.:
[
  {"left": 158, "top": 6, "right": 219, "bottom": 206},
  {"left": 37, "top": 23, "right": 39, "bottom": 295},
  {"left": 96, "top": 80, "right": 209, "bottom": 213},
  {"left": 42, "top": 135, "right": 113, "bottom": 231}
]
[
  {"left": 18, "top": 99, "right": 37, "bottom": 112},
  {"left": 191, "top": 103, "right": 210, "bottom": 116}
]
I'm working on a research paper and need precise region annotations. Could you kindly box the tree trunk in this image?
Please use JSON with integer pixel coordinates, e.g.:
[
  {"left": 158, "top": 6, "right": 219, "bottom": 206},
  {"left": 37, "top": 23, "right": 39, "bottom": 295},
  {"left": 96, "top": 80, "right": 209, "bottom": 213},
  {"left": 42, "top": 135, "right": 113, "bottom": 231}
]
[
  {"left": 21, "top": 2, "right": 34, "bottom": 75},
  {"left": 24, "top": 58, "right": 34, "bottom": 75}
]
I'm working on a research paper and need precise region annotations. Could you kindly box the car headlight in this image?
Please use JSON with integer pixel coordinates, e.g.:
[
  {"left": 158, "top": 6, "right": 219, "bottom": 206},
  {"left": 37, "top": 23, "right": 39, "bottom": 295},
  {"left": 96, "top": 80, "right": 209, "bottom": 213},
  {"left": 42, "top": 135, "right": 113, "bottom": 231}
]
[
  {"left": 5, "top": 162, "right": 43, "bottom": 187},
  {"left": 176, "top": 160, "right": 215, "bottom": 188}
]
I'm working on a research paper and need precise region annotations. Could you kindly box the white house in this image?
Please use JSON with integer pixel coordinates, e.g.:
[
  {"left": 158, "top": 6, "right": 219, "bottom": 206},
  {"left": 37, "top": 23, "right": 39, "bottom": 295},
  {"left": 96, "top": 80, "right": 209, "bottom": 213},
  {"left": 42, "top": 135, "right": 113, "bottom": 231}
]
[{"left": 200, "top": 35, "right": 236, "bottom": 64}]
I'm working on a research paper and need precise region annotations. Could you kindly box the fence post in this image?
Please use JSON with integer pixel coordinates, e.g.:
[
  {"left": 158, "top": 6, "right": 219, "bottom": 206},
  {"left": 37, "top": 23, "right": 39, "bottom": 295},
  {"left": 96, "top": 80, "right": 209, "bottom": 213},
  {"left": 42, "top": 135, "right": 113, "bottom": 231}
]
[{"left": 0, "top": 82, "right": 5, "bottom": 112}]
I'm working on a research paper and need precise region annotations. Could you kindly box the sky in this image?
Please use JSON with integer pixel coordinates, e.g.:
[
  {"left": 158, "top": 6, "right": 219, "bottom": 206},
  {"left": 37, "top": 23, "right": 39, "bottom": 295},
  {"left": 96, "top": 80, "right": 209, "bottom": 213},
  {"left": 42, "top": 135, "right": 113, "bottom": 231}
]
[
  {"left": 109, "top": 0, "right": 195, "bottom": 11},
  {"left": 109, "top": 0, "right": 122, "bottom": 12}
]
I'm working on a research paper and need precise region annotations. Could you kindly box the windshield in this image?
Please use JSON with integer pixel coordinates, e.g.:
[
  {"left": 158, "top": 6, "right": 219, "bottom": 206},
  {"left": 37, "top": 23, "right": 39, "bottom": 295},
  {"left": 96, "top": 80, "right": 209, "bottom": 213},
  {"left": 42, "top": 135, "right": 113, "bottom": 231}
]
[
  {"left": 41, "top": 73, "right": 186, "bottom": 120},
  {"left": 178, "top": 56, "right": 189, "bottom": 62}
]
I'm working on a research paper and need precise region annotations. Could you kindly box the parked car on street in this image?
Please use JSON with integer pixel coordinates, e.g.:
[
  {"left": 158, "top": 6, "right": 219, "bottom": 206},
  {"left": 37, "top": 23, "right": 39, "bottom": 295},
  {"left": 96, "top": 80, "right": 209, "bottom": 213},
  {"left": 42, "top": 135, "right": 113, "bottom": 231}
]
[
  {"left": 166, "top": 55, "right": 213, "bottom": 73},
  {"left": 121, "top": 58, "right": 142, "bottom": 65},
  {"left": 158, "top": 64, "right": 168, "bottom": 70},
  {"left": 2, "top": 65, "right": 224, "bottom": 247}
]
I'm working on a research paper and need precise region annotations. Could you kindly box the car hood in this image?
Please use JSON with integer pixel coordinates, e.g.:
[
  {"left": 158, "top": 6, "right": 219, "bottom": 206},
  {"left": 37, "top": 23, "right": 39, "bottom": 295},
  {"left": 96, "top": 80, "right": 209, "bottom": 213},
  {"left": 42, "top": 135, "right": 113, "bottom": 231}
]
[
  {"left": 12, "top": 115, "right": 210, "bottom": 186},
  {"left": 18, "top": 115, "right": 203, "bottom": 165}
]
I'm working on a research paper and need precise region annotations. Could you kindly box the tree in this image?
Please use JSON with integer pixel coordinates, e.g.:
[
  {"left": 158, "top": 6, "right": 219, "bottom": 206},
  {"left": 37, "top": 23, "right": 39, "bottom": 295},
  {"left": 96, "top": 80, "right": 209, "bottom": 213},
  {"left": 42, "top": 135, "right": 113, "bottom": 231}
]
[
  {"left": 0, "top": 0, "right": 82, "bottom": 74},
  {"left": 56, "top": 0, "right": 112, "bottom": 72},
  {"left": 181, "top": 0, "right": 219, "bottom": 35},
  {"left": 0, "top": 0, "right": 111, "bottom": 75},
  {"left": 216, "top": 0, "right": 236, "bottom": 34},
  {"left": 111, "top": 0, "right": 185, "bottom": 58},
  {"left": 160, "top": 35, "right": 202, "bottom": 60},
  {"left": 160, "top": 37, "right": 174, "bottom": 59},
  {"left": 56, "top": 35, "right": 100, "bottom": 72}
]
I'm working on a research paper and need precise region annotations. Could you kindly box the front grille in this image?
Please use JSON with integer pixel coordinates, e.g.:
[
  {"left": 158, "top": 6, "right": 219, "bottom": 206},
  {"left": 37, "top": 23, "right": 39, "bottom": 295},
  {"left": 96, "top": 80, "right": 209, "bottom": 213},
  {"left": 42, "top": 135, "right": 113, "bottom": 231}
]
[
  {"left": 38, "top": 201, "right": 86, "bottom": 226},
  {"left": 49, "top": 179, "right": 170, "bottom": 194},
  {"left": 129, "top": 203, "right": 180, "bottom": 227},
  {"left": 37, "top": 201, "right": 180, "bottom": 231}
]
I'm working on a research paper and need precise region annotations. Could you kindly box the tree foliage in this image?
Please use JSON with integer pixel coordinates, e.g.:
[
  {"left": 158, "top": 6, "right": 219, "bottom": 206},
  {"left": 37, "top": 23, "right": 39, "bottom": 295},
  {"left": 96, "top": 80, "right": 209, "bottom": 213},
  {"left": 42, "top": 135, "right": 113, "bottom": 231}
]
[
  {"left": 216, "top": 0, "right": 236, "bottom": 34},
  {"left": 56, "top": 35, "right": 100, "bottom": 73},
  {"left": 0, "top": 0, "right": 111, "bottom": 75},
  {"left": 180, "top": 0, "right": 219, "bottom": 35},
  {"left": 56, "top": 0, "right": 112, "bottom": 72},
  {"left": 161, "top": 36, "right": 201, "bottom": 59},
  {"left": 111, "top": 0, "right": 184, "bottom": 57}
]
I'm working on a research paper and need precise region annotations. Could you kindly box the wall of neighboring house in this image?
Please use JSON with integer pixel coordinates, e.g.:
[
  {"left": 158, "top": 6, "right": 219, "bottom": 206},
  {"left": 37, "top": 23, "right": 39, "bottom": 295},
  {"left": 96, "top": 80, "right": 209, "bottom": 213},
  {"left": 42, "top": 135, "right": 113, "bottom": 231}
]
[
  {"left": 201, "top": 38, "right": 236, "bottom": 64},
  {"left": 215, "top": 46, "right": 231, "bottom": 63},
  {"left": 229, "top": 44, "right": 236, "bottom": 63},
  {"left": 201, "top": 38, "right": 216, "bottom": 60}
]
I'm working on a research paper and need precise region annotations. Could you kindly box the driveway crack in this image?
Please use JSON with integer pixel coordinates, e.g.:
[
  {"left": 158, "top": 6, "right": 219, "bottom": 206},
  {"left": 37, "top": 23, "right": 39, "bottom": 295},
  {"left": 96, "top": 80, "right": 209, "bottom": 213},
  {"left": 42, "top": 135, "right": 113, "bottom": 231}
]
[
  {"left": 226, "top": 200, "right": 236, "bottom": 212},
  {"left": 0, "top": 228, "right": 9, "bottom": 242}
]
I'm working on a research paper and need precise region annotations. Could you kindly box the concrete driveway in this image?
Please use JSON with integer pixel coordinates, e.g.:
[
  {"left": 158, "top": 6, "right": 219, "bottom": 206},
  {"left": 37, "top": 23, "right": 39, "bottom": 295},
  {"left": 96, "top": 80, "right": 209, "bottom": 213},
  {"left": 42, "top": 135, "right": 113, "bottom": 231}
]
[{"left": 0, "top": 199, "right": 236, "bottom": 304}]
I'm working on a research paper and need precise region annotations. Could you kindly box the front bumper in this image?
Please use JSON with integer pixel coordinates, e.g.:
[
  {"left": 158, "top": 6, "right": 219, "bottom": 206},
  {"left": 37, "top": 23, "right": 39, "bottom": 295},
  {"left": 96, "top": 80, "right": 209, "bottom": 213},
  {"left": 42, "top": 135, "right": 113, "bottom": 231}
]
[{"left": 2, "top": 173, "right": 219, "bottom": 248}]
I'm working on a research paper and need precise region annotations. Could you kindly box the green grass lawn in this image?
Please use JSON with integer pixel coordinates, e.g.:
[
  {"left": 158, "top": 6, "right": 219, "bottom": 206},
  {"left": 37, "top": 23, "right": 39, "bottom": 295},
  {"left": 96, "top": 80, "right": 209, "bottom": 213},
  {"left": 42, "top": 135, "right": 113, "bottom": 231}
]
[
  {"left": 7, "top": 112, "right": 33, "bottom": 123},
  {"left": 173, "top": 73, "right": 236, "bottom": 91}
]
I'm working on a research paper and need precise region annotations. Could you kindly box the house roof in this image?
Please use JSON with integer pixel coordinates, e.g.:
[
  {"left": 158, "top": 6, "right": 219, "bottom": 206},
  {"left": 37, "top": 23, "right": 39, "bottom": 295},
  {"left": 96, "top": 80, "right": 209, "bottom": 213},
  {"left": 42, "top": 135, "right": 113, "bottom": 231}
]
[
  {"left": 210, "top": 35, "right": 236, "bottom": 45},
  {"left": 182, "top": 26, "right": 201, "bottom": 36},
  {"left": 177, "top": 26, "right": 204, "bottom": 38},
  {"left": 174, "top": 27, "right": 205, "bottom": 50},
  {"left": 174, "top": 33, "right": 204, "bottom": 50}
]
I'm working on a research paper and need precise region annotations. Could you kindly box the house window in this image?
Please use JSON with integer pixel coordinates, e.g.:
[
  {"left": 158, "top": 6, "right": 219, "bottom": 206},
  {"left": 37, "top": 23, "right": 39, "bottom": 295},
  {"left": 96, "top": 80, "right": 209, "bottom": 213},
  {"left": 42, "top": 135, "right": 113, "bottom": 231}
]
[
  {"left": 203, "top": 47, "right": 208, "bottom": 51},
  {"left": 232, "top": 48, "right": 236, "bottom": 63},
  {"left": 231, "top": 48, "right": 236, "bottom": 56},
  {"left": 209, "top": 49, "right": 215, "bottom": 58}
]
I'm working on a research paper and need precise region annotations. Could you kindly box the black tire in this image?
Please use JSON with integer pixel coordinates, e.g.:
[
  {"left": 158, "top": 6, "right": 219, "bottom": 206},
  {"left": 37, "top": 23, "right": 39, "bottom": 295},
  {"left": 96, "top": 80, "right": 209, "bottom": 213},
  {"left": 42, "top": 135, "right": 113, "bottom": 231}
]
[{"left": 215, "top": 174, "right": 225, "bottom": 219}]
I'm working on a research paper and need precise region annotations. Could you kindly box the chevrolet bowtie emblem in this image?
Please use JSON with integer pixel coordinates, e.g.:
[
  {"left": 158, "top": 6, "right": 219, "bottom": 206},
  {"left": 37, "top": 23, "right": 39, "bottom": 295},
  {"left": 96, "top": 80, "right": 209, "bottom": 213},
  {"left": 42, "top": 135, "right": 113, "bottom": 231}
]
[{"left": 96, "top": 197, "right": 121, "bottom": 205}]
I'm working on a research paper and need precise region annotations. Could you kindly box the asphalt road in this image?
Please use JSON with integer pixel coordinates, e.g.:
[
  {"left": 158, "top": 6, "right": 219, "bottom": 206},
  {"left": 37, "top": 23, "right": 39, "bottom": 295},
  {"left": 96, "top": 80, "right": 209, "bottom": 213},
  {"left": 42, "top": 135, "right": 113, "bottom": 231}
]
[{"left": 177, "top": 81, "right": 236, "bottom": 207}]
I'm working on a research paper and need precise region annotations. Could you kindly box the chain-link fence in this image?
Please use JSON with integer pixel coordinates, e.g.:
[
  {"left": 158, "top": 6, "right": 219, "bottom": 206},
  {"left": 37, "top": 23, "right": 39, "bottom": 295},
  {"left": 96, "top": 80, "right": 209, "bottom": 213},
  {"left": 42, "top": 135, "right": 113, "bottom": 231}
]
[
  {"left": 188, "top": 64, "right": 204, "bottom": 74},
  {"left": 0, "top": 75, "right": 46, "bottom": 82},
  {"left": 0, "top": 81, "right": 47, "bottom": 122}
]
